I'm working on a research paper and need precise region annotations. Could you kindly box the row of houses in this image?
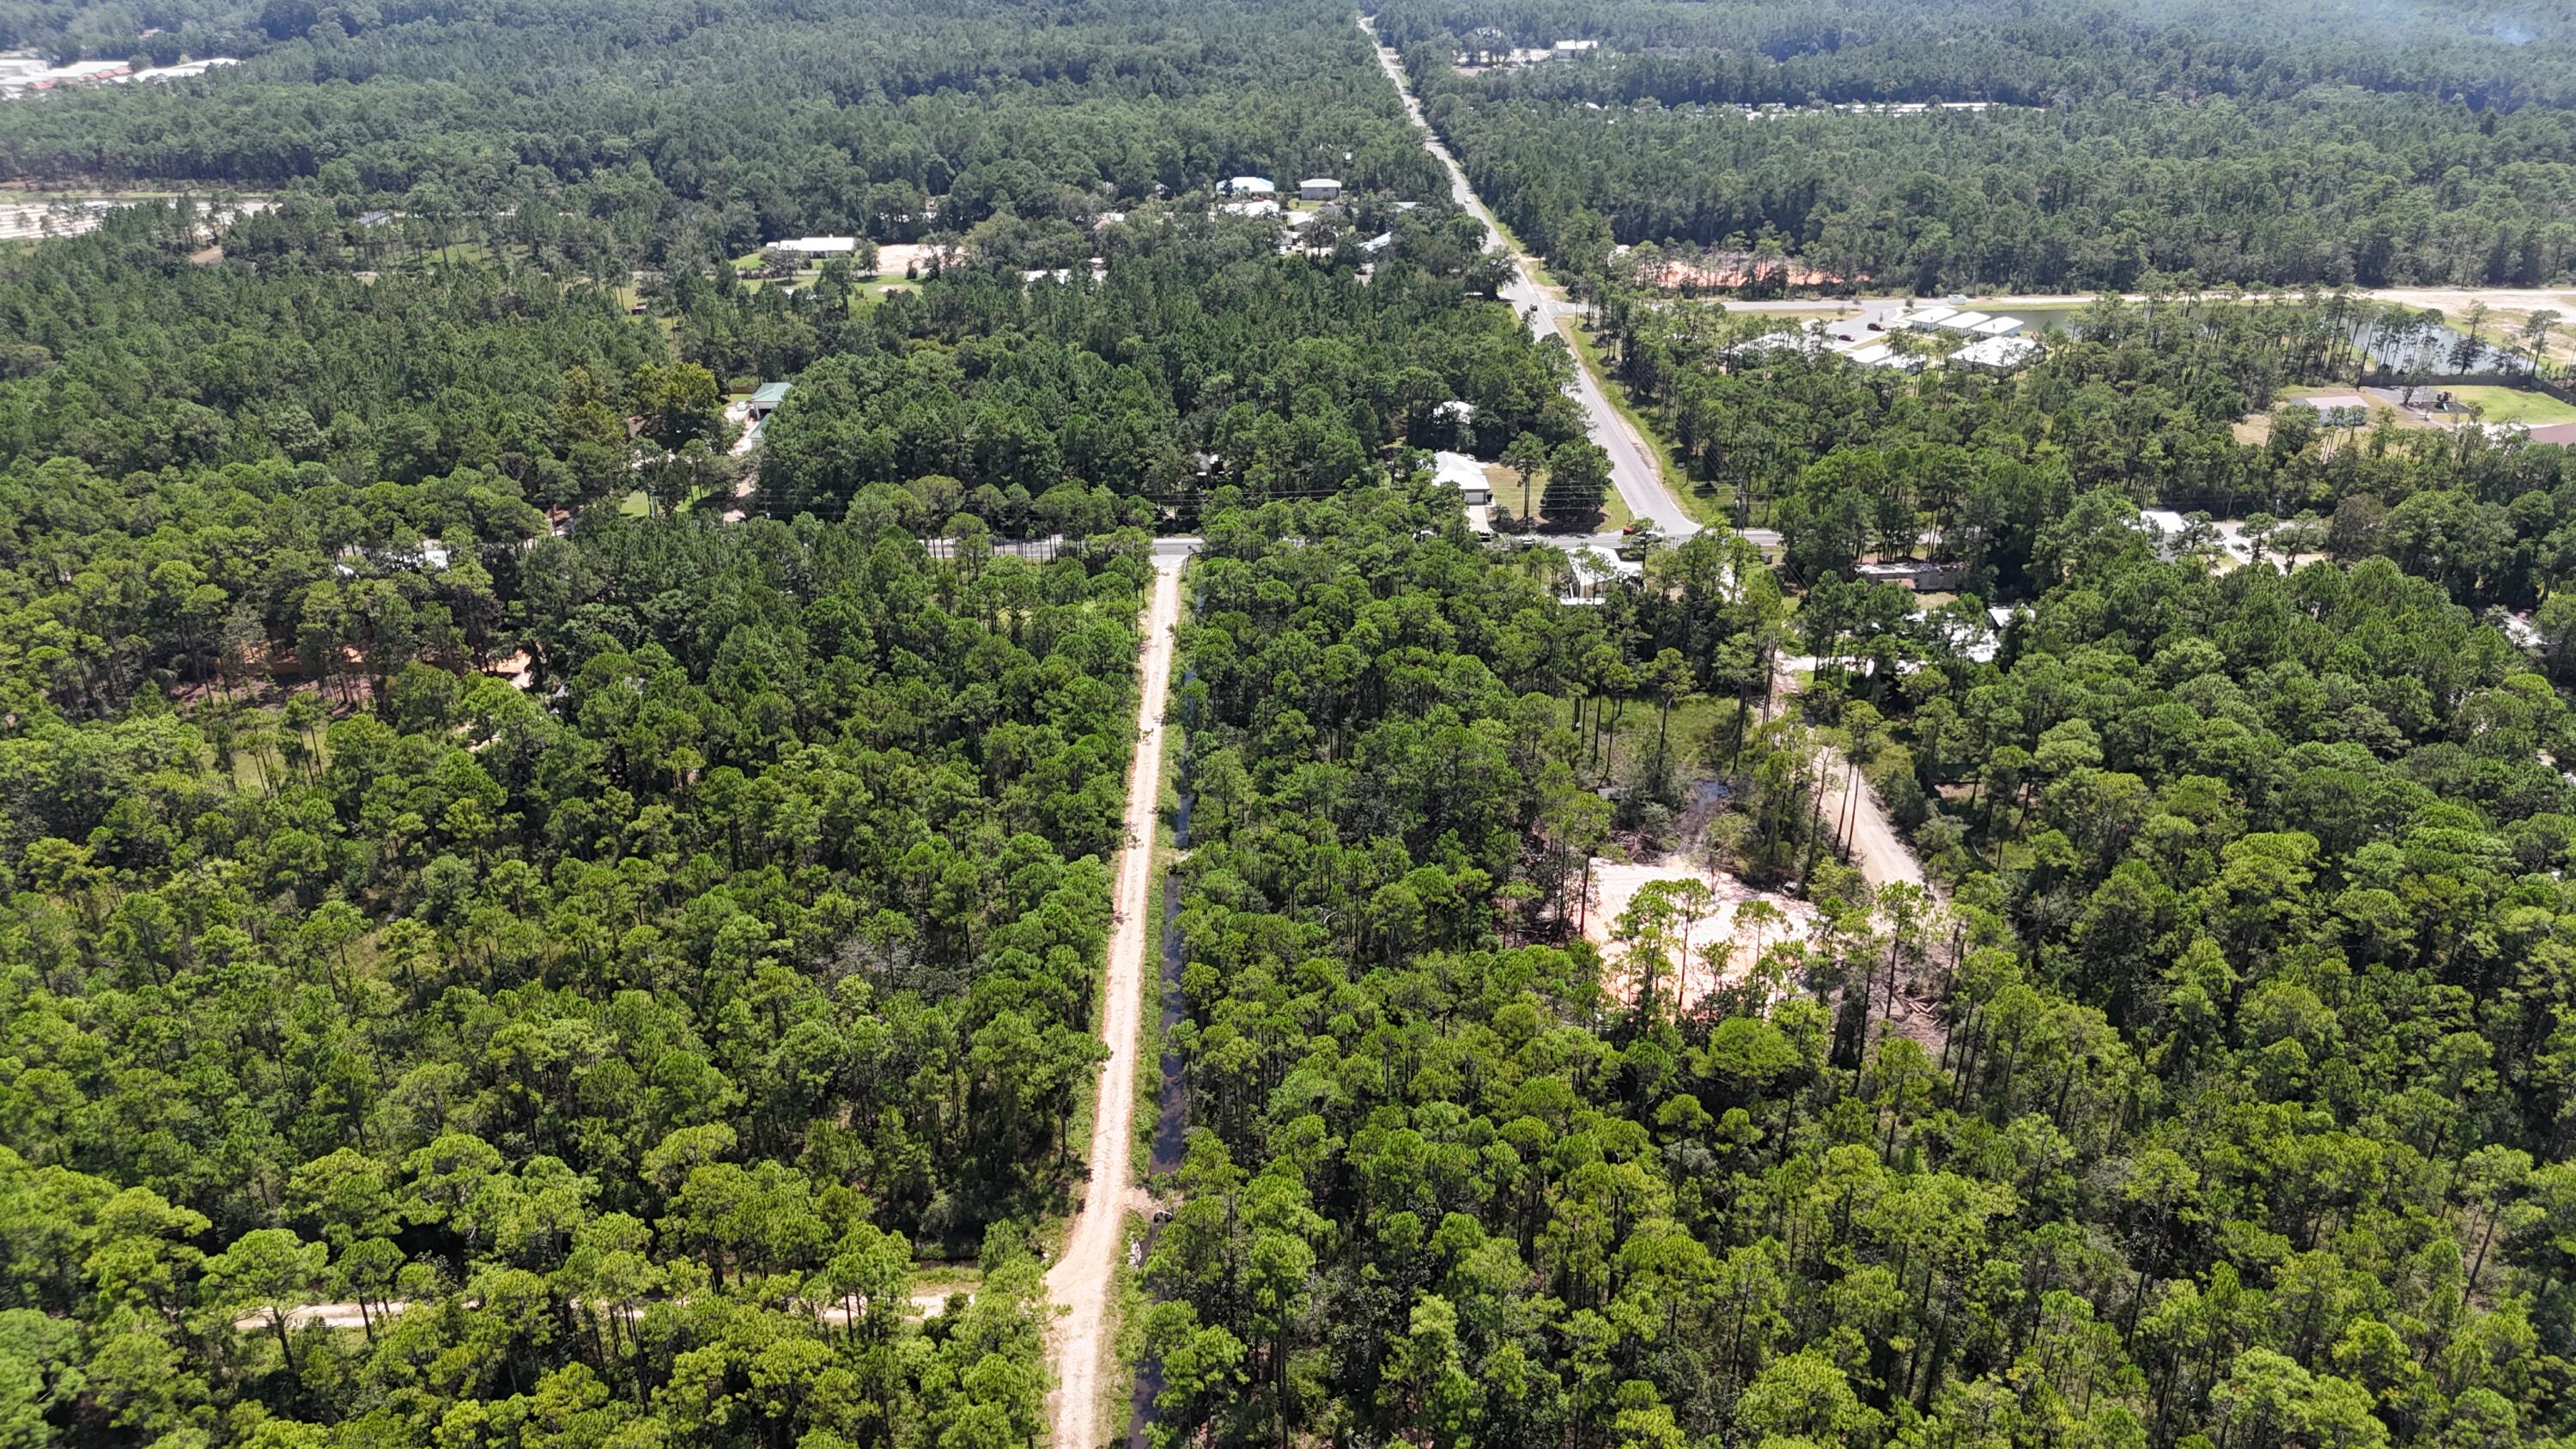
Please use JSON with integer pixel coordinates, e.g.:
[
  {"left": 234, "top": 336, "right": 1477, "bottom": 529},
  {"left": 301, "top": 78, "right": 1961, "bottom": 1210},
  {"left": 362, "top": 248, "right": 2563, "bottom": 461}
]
[
  {"left": 1222, "top": 177, "right": 1344, "bottom": 201},
  {"left": 0, "top": 52, "right": 238, "bottom": 94},
  {"left": 1843, "top": 308, "right": 2043, "bottom": 373},
  {"left": 1457, "top": 35, "right": 1601, "bottom": 68}
]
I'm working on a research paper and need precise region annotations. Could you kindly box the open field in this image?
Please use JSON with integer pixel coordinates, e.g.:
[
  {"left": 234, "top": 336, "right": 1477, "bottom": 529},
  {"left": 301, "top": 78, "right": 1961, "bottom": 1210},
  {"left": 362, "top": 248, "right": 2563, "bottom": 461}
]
[{"left": 2445, "top": 385, "right": 2576, "bottom": 426}]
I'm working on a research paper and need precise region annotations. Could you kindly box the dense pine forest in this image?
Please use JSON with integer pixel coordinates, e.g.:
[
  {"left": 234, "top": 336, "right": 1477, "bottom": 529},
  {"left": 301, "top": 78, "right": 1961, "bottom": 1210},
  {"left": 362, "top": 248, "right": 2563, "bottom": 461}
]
[
  {"left": 0, "top": 0, "right": 1449, "bottom": 271},
  {"left": 1386, "top": 0, "right": 2576, "bottom": 289},
  {"left": 1145, "top": 480, "right": 2576, "bottom": 1449},
  {"left": 0, "top": 0, "right": 1591, "bottom": 1442}
]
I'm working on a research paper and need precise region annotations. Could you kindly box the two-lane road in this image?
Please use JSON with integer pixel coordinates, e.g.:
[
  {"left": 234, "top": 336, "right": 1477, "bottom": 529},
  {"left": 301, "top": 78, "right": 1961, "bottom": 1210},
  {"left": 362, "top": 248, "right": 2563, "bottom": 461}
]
[{"left": 1362, "top": 18, "right": 1699, "bottom": 539}]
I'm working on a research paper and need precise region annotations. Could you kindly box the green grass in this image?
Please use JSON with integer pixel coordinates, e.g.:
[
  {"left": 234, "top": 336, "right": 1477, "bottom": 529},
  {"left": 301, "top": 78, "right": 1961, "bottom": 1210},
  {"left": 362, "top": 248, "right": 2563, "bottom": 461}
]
[
  {"left": 1548, "top": 691, "right": 1742, "bottom": 790},
  {"left": 1599, "top": 478, "right": 1636, "bottom": 533},
  {"left": 2443, "top": 385, "right": 2576, "bottom": 426},
  {"left": 1489, "top": 214, "right": 1566, "bottom": 292},
  {"left": 1133, "top": 673, "right": 1188, "bottom": 1186}
]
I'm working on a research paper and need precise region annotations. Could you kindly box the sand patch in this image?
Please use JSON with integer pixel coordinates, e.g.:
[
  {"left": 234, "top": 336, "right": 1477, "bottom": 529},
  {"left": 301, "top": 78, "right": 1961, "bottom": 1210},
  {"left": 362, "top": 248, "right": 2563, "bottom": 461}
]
[
  {"left": 872, "top": 241, "right": 956, "bottom": 277},
  {"left": 1584, "top": 859, "right": 1818, "bottom": 1009}
]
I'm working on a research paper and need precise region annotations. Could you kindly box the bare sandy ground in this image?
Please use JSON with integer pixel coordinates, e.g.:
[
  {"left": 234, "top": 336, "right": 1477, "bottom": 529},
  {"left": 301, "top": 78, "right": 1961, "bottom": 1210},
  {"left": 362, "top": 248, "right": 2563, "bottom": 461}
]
[
  {"left": 1583, "top": 860, "right": 1818, "bottom": 1008},
  {"left": 1813, "top": 754, "right": 1928, "bottom": 893},
  {"left": 1045, "top": 559, "right": 1183, "bottom": 1449},
  {"left": 872, "top": 241, "right": 947, "bottom": 277}
]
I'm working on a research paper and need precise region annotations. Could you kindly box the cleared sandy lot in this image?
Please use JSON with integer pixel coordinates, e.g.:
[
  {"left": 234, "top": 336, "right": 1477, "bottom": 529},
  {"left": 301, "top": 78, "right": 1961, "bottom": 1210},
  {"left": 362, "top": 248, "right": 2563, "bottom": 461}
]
[{"left": 1583, "top": 859, "right": 1818, "bottom": 1009}]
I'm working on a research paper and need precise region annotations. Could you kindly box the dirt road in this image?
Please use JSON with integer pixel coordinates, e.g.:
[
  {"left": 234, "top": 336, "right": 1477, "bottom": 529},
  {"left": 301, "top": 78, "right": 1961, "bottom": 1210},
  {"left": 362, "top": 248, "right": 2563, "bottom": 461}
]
[
  {"left": 1046, "top": 558, "right": 1184, "bottom": 1449},
  {"left": 1813, "top": 748, "right": 1926, "bottom": 893},
  {"left": 1770, "top": 659, "right": 1930, "bottom": 898}
]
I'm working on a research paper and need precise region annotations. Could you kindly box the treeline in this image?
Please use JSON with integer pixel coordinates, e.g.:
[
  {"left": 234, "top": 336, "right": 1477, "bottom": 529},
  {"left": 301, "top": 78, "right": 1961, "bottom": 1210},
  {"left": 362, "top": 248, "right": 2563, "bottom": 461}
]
[
  {"left": 0, "top": 204, "right": 683, "bottom": 493},
  {"left": 0, "top": 0, "right": 1449, "bottom": 271},
  {"left": 750, "top": 218, "right": 1578, "bottom": 528},
  {"left": 1140, "top": 495, "right": 2576, "bottom": 1448},
  {"left": 0, "top": 516, "right": 1152, "bottom": 1443},
  {"left": 0, "top": 0, "right": 264, "bottom": 63},
  {"left": 1594, "top": 291, "right": 2576, "bottom": 612},
  {"left": 1390, "top": 0, "right": 2576, "bottom": 290},
  {"left": 1375, "top": 0, "right": 2576, "bottom": 109}
]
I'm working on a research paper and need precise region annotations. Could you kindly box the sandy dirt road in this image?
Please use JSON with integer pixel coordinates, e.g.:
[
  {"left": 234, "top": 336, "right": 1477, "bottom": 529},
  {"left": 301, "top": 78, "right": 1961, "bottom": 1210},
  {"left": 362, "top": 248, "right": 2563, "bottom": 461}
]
[
  {"left": 1045, "top": 558, "right": 1184, "bottom": 1449},
  {"left": 1813, "top": 749, "right": 1927, "bottom": 893},
  {"left": 1768, "top": 658, "right": 1929, "bottom": 897}
]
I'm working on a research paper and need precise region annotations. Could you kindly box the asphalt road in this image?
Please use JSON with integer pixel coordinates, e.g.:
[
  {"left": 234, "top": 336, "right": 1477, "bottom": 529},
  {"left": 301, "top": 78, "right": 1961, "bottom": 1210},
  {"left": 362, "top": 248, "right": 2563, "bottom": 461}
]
[{"left": 1361, "top": 19, "right": 1701, "bottom": 539}]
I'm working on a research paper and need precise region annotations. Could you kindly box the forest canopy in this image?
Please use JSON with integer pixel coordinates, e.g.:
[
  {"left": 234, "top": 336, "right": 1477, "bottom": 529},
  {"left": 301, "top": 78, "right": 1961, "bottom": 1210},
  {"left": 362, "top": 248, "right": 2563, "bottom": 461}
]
[{"left": 1390, "top": 0, "right": 2576, "bottom": 289}]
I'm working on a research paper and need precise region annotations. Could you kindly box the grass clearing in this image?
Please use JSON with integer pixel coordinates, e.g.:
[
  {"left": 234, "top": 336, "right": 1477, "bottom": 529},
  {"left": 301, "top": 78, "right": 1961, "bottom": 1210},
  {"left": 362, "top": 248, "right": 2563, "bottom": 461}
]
[
  {"left": 1549, "top": 691, "right": 1745, "bottom": 793},
  {"left": 2444, "top": 385, "right": 2576, "bottom": 426},
  {"left": 2432, "top": 301, "right": 2576, "bottom": 366}
]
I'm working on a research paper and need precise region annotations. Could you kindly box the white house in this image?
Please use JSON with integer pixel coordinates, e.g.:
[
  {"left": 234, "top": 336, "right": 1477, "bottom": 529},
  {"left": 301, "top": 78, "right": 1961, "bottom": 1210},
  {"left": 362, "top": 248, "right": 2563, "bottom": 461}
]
[
  {"left": 1433, "top": 451, "right": 1492, "bottom": 506},
  {"left": 772, "top": 236, "right": 859, "bottom": 259},
  {"left": 1561, "top": 553, "right": 1643, "bottom": 605},
  {"left": 1299, "top": 178, "right": 1342, "bottom": 202},
  {"left": 2137, "top": 508, "right": 2194, "bottom": 557},
  {"left": 1951, "top": 336, "right": 2042, "bottom": 370},
  {"left": 1224, "top": 176, "right": 1276, "bottom": 197},
  {"left": 1855, "top": 559, "right": 1964, "bottom": 590},
  {"left": 1431, "top": 452, "right": 1495, "bottom": 536}
]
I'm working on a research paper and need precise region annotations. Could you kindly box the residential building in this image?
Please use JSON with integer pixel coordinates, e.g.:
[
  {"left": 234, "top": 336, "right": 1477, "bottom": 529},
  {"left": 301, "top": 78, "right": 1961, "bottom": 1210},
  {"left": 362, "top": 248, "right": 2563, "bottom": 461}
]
[{"left": 772, "top": 236, "right": 859, "bottom": 258}]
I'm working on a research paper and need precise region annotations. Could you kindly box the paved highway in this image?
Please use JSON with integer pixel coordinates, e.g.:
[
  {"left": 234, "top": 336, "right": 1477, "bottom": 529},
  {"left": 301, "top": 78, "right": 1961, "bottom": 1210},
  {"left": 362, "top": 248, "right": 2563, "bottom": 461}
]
[{"left": 1360, "top": 17, "right": 1701, "bottom": 539}]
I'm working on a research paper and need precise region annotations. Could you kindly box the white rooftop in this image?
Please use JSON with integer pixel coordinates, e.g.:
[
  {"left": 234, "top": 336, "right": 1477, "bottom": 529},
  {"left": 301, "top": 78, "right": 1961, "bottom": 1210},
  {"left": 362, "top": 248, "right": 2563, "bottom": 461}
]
[
  {"left": 1970, "top": 315, "right": 2023, "bottom": 336},
  {"left": 1952, "top": 336, "right": 2042, "bottom": 368},
  {"left": 774, "top": 235, "right": 857, "bottom": 253},
  {"left": 1938, "top": 309, "right": 1995, "bottom": 332},
  {"left": 1432, "top": 451, "right": 1489, "bottom": 494},
  {"left": 1905, "top": 306, "right": 1959, "bottom": 328}
]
